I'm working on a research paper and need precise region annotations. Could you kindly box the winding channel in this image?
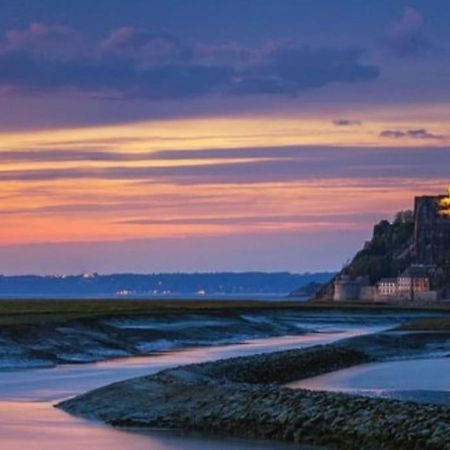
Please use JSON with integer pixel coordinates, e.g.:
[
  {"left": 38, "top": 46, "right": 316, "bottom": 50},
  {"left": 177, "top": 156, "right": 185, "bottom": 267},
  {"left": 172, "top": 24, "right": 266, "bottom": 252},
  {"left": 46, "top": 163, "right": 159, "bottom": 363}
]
[{"left": 0, "top": 325, "right": 387, "bottom": 450}]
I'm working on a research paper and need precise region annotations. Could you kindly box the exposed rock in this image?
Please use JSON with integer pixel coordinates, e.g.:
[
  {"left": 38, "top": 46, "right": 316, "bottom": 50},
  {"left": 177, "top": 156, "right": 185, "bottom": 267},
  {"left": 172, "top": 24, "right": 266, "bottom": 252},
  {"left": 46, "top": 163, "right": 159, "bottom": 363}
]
[{"left": 58, "top": 344, "right": 450, "bottom": 450}]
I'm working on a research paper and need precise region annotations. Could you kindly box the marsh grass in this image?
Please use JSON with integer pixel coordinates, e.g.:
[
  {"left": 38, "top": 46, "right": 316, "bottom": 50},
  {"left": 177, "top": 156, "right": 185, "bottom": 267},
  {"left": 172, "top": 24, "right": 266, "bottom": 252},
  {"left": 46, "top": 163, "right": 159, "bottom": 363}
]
[{"left": 0, "top": 298, "right": 448, "bottom": 326}]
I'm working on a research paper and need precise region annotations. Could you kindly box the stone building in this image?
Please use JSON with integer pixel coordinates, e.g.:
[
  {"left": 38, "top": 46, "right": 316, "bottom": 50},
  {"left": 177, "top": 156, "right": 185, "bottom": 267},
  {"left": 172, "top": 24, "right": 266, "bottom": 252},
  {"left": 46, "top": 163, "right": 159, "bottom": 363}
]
[
  {"left": 376, "top": 265, "right": 431, "bottom": 300},
  {"left": 397, "top": 266, "right": 430, "bottom": 296},
  {"left": 333, "top": 275, "right": 370, "bottom": 301},
  {"left": 333, "top": 275, "right": 360, "bottom": 301},
  {"left": 377, "top": 278, "right": 397, "bottom": 296}
]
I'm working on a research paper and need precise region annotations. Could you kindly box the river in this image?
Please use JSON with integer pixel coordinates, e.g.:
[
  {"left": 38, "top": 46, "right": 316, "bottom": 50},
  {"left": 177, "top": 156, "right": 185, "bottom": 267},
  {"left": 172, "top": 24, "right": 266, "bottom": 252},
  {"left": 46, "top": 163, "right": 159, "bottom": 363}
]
[{"left": 0, "top": 323, "right": 387, "bottom": 450}]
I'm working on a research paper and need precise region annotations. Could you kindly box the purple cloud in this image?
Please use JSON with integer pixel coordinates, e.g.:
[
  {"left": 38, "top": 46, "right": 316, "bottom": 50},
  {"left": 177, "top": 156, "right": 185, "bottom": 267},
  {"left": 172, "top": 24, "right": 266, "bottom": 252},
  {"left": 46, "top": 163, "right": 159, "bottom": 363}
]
[
  {"left": 4, "top": 23, "right": 85, "bottom": 59},
  {"left": 384, "top": 7, "right": 430, "bottom": 57},
  {"left": 118, "top": 212, "right": 383, "bottom": 227},
  {"left": 332, "top": 119, "right": 361, "bottom": 126},
  {"left": 0, "top": 146, "right": 448, "bottom": 184},
  {"left": 0, "top": 23, "right": 379, "bottom": 99},
  {"left": 100, "top": 27, "right": 190, "bottom": 66},
  {"left": 380, "top": 128, "right": 443, "bottom": 140},
  {"left": 232, "top": 46, "right": 378, "bottom": 95}
]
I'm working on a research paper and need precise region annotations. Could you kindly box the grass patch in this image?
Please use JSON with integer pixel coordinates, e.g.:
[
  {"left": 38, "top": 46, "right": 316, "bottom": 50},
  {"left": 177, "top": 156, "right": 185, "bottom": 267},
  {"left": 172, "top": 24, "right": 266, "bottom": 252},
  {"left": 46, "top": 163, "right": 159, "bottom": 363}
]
[
  {"left": 0, "top": 299, "right": 305, "bottom": 325},
  {"left": 0, "top": 298, "right": 448, "bottom": 326}
]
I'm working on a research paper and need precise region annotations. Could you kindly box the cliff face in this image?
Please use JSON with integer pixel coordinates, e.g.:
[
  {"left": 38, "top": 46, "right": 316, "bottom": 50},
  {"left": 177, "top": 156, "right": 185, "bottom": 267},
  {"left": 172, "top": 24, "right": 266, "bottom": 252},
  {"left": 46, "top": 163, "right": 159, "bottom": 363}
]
[
  {"left": 314, "top": 218, "right": 415, "bottom": 301},
  {"left": 415, "top": 196, "right": 450, "bottom": 275},
  {"left": 313, "top": 190, "right": 450, "bottom": 301},
  {"left": 347, "top": 219, "right": 415, "bottom": 283},
  {"left": 413, "top": 195, "right": 450, "bottom": 294}
]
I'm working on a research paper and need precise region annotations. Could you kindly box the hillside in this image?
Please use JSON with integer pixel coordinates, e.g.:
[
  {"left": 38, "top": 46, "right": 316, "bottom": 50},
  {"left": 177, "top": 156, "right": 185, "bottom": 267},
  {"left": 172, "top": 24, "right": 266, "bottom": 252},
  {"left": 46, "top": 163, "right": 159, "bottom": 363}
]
[
  {"left": 312, "top": 189, "right": 450, "bottom": 302},
  {"left": 314, "top": 215, "right": 416, "bottom": 300}
]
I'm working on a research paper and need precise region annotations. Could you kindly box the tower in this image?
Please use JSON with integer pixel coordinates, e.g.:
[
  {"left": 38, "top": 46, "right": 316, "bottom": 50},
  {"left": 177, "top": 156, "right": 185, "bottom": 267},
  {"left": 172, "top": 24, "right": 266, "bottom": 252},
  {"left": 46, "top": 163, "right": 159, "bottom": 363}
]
[{"left": 414, "top": 188, "right": 450, "bottom": 268}]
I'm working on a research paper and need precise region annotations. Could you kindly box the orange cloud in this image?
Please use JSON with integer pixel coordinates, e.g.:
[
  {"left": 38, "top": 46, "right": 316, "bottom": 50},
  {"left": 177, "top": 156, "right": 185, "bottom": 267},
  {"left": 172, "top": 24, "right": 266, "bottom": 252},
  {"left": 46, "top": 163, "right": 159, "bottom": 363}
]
[{"left": 0, "top": 113, "right": 448, "bottom": 246}]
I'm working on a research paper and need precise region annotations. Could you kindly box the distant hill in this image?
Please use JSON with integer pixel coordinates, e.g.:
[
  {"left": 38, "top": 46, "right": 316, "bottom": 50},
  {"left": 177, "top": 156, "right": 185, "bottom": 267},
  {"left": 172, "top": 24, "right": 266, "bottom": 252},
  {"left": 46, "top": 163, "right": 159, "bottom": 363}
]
[
  {"left": 288, "top": 281, "right": 325, "bottom": 299},
  {"left": 0, "top": 272, "right": 335, "bottom": 298}
]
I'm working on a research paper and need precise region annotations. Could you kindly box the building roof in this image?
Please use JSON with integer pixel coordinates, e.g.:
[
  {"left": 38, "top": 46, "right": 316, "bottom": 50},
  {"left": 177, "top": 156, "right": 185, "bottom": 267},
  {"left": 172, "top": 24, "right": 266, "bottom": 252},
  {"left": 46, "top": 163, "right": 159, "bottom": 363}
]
[
  {"left": 400, "top": 265, "right": 428, "bottom": 278},
  {"left": 378, "top": 278, "right": 396, "bottom": 284}
]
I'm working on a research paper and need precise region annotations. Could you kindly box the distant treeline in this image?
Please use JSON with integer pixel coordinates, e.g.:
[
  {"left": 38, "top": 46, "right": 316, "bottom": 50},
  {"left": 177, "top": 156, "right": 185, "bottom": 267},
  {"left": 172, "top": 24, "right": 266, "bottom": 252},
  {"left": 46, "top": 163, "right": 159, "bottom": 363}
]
[{"left": 0, "top": 272, "right": 334, "bottom": 298}]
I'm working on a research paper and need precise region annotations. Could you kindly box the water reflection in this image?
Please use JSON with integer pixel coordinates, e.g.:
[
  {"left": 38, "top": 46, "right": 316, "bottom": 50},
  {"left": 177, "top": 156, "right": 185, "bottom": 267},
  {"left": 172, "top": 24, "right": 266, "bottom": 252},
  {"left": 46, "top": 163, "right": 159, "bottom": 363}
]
[
  {"left": 0, "top": 402, "right": 304, "bottom": 450},
  {"left": 0, "top": 326, "right": 384, "bottom": 402},
  {"left": 287, "top": 357, "right": 450, "bottom": 405},
  {"left": 0, "top": 325, "right": 387, "bottom": 450}
]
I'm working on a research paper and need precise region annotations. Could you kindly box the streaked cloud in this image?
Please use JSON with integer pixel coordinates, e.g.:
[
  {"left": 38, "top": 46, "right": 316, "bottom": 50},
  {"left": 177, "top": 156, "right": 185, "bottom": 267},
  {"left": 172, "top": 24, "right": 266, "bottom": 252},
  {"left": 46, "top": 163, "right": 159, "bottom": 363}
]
[
  {"left": 118, "top": 212, "right": 385, "bottom": 227},
  {"left": 0, "top": 142, "right": 447, "bottom": 253},
  {"left": 4, "top": 22, "right": 85, "bottom": 57},
  {"left": 332, "top": 119, "right": 361, "bottom": 126},
  {"left": 380, "top": 128, "right": 444, "bottom": 140},
  {"left": 0, "top": 146, "right": 448, "bottom": 184},
  {"left": 0, "top": 1, "right": 449, "bottom": 273}
]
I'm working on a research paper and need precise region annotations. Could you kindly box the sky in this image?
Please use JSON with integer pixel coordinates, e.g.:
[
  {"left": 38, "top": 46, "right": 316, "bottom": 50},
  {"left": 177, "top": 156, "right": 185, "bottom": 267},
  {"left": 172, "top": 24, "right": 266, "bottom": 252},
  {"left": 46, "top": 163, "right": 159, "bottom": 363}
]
[{"left": 0, "top": 0, "right": 449, "bottom": 274}]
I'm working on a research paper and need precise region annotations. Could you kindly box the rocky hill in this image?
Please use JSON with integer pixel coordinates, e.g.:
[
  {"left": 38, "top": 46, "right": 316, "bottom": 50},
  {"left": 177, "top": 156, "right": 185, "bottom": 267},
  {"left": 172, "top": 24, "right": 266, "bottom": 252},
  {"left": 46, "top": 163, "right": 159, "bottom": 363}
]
[
  {"left": 314, "top": 214, "right": 416, "bottom": 300},
  {"left": 312, "top": 189, "right": 450, "bottom": 301}
]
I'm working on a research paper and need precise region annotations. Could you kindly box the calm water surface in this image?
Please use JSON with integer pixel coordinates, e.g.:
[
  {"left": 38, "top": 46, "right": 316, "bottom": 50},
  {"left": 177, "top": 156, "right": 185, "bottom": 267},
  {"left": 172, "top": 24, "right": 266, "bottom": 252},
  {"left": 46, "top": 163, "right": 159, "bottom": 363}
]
[
  {"left": 0, "top": 325, "right": 385, "bottom": 450},
  {"left": 288, "top": 357, "right": 450, "bottom": 405}
]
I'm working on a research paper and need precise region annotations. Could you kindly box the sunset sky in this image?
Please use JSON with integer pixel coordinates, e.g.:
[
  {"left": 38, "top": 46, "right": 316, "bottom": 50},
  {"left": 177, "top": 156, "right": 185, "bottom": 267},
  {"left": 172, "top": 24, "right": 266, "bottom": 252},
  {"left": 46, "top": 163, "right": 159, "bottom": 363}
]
[{"left": 0, "top": 0, "right": 449, "bottom": 274}]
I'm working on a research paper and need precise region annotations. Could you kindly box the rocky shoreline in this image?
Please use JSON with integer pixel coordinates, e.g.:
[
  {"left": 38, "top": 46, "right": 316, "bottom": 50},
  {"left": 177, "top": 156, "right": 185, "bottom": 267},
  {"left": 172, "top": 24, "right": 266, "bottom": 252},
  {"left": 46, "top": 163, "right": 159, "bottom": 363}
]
[{"left": 58, "top": 343, "right": 450, "bottom": 450}]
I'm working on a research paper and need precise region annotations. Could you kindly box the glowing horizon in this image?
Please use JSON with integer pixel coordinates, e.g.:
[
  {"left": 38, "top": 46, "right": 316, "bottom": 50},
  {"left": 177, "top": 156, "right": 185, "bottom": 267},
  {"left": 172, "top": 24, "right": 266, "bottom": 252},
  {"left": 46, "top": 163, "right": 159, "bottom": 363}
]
[
  {"left": 0, "top": 1, "right": 449, "bottom": 273},
  {"left": 0, "top": 113, "right": 448, "bottom": 249}
]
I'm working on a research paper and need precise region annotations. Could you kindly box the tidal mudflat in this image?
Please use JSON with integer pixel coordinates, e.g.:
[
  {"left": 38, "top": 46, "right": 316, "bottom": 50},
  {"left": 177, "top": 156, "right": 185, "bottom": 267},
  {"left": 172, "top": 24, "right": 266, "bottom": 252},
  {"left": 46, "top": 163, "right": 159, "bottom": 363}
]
[
  {"left": 2, "top": 304, "right": 449, "bottom": 449},
  {"left": 59, "top": 340, "right": 450, "bottom": 450},
  {"left": 56, "top": 307, "right": 450, "bottom": 450},
  {"left": 1, "top": 308, "right": 390, "bottom": 450},
  {"left": 0, "top": 299, "right": 431, "bottom": 369}
]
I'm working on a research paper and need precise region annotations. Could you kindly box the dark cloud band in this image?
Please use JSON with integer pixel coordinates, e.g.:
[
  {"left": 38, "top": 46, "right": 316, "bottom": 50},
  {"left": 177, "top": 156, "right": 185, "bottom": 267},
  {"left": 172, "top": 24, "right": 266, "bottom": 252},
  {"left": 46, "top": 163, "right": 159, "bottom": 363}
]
[
  {"left": 0, "top": 146, "right": 448, "bottom": 184},
  {"left": 0, "top": 23, "right": 379, "bottom": 99},
  {"left": 380, "top": 128, "right": 444, "bottom": 140}
]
